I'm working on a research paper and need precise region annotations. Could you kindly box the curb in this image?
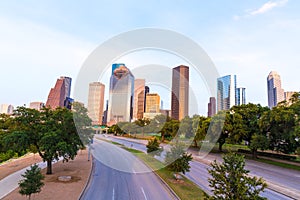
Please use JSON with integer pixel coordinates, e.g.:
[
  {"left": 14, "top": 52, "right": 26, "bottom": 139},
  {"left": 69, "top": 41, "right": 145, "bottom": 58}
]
[
  {"left": 141, "top": 158, "right": 181, "bottom": 200},
  {"left": 78, "top": 151, "right": 94, "bottom": 200}
]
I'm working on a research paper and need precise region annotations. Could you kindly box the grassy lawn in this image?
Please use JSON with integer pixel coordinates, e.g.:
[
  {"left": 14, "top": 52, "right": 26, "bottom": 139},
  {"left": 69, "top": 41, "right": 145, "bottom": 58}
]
[
  {"left": 243, "top": 155, "right": 300, "bottom": 171},
  {"left": 123, "top": 147, "right": 208, "bottom": 200}
]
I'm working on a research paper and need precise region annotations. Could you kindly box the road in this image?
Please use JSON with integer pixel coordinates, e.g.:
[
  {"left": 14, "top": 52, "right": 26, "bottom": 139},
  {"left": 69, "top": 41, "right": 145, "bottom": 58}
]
[
  {"left": 80, "top": 139, "right": 176, "bottom": 200},
  {"left": 104, "top": 135, "right": 296, "bottom": 200}
]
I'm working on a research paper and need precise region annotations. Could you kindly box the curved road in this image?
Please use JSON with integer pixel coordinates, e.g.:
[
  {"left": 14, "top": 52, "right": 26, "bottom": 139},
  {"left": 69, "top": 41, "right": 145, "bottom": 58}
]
[
  {"left": 105, "top": 135, "right": 295, "bottom": 200},
  {"left": 80, "top": 139, "right": 176, "bottom": 200}
]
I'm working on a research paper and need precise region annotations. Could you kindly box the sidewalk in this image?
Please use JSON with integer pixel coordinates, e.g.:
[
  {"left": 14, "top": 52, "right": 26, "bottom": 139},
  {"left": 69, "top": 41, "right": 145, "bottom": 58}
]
[{"left": 0, "top": 158, "right": 60, "bottom": 199}]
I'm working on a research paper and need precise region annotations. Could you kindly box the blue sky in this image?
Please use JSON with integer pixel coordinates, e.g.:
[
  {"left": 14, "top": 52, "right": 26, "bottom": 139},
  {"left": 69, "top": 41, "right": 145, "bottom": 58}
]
[{"left": 0, "top": 0, "right": 299, "bottom": 115}]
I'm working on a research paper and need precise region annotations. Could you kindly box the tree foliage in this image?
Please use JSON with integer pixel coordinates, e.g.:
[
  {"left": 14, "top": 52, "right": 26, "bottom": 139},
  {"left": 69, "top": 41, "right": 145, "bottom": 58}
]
[
  {"left": 19, "top": 164, "right": 44, "bottom": 200},
  {"left": 4, "top": 104, "right": 92, "bottom": 174},
  {"left": 146, "top": 137, "right": 162, "bottom": 156},
  {"left": 165, "top": 142, "right": 193, "bottom": 175},
  {"left": 208, "top": 153, "right": 267, "bottom": 200}
]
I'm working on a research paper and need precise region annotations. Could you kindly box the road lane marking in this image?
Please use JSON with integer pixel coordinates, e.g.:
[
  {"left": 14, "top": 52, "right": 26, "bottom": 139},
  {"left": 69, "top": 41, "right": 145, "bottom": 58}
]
[
  {"left": 141, "top": 187, "right": 148, "bottom": 200},
  {"left": 112, "top": 188, "right": 115, "bottom": 200}
]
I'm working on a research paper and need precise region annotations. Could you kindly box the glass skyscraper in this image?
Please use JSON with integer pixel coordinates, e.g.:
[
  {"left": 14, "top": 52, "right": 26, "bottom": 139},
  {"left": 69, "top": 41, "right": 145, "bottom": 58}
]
[
  {"left": 236, "top": 87, "right": 246, "bottom": 106},
  {"left": 217, "top": 75, "right": 237, "bottom": 111},
  {"left": 107, "top": 64, "right": 134, "bottom": 125}
]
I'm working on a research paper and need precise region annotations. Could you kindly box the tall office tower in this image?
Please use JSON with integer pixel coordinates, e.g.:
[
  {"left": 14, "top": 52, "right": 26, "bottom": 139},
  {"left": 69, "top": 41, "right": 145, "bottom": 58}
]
[
  {"left": 112, "top": 63, "right": 125, "bottom": 75},
  {"left": 88, "top": 82, "right": 105, "bottom": 125},
  {"left": 284, "top": 91, "right": 297, "bottom": 105},
  {"left": 29, "top": 102, "right": 45, "bottom": 111},
  {"left": 46, "top": 76, "right": 72, "bottom": 109},
  {"left": 267, "top": 71, "right": 284, "bottom": 108},
  {"left": 102, "top": 100, "right": 108, "bottom": 125},
  {"left": 236, "top": 87, "right": 246, "bottom": 106},
  {"left": 0, "top": 104, "right": 14, "bottom": 114},
  {"left": 217, "top": 75, "right": 237, "bottom": 111},
  {"left": 207, "top": 97, "right": 216, "bottom": 117},
  {"left": 144, "top": 93, "right": 161, "bottom": 119},
  {"left": 107, "top": 64, "right": 134, "bottom": 125},
  {"left": 133, "top": 79, "right": 145, "bottom": 121},
  {"left": 171, "top": 65, "right": 189, "bottom": 120},
  {"left": 144, "top": 86, "right": 150, "bottom": 112}
]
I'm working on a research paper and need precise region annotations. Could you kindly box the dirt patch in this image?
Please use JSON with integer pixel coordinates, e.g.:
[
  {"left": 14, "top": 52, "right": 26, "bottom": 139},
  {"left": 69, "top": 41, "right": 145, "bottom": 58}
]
[{"left": 2, "top": 150, "right": 92, "bottom": 200}]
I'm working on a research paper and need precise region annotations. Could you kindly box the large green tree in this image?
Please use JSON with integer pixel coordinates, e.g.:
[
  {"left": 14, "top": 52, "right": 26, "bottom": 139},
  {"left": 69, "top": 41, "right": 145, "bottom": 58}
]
[
  {"left": 208, "top": 153, "right": 267, "bottom": 200},
  {"left": 5, "top": 106, "right": 90, "bottom": 174}
]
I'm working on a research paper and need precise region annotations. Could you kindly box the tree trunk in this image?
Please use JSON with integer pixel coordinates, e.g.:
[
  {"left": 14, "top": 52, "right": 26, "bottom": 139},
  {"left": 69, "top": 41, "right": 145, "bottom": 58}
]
[
  {"left": 194, "top": 139, "right": 198, "bottom": 147},
  {"left": 219, "top": 142, "right": 223, "bottom": 152},
  {"left": 252, "top": 149, "right": 257, "bottom": 159},
  {"left": 46, "top": 160, "right": 52, "bottom": 174},
  {"left": 161, "top": 132, "right": 165, "bottom": 142}
]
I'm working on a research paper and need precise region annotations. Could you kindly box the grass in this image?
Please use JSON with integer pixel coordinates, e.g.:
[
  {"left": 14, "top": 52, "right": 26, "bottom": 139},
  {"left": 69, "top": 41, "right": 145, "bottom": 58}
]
[
  {"left": 243, "top": 155, "right": 300, "bottom": 171},
  {"left": 123, "top": 147, "right": 208, "bottom": 200}
]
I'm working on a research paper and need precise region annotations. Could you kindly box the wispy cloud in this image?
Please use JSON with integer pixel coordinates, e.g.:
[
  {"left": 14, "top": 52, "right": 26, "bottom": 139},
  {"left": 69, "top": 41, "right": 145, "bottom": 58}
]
[
  {"left": 250, "top": 0, "right": 288, "bottom": 15},
  {"left": 234, "top": 0, "right": 288, "bottom": 20}
]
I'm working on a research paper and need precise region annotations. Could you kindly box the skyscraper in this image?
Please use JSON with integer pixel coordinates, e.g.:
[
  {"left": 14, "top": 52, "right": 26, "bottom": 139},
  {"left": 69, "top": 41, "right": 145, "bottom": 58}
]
[
  {"left": 171, "top": 65, "right": 189, "bottom": 121},
  {"left": 46, "top": 76, "right": 72, "bottom": 109},
  {"left": 267, "top": 71, "right": 284, "bottom": 108},
  {"left": 207, "top": 97, "right": 216, "bottom": 117},
  {"left": 107, "top": 64, "right": 134, "bottom": 125},
  {"left": 236, "top": 87, "right": 246, "bottom": 106},
  {"left": 133, "top": 79, "right": 145, "bottom": 120},
  {"left": 217, "top": 75, "right": 237, "bottom": 111},
  {"left": 144, "top": 93, "right": 161, "bottom": 119},
  {"left": 88, "top": 82, "right": 105, "bottom": 125}
]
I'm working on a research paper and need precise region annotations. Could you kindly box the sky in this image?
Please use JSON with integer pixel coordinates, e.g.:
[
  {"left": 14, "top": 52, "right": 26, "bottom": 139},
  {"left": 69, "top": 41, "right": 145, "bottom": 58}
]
[{"left": 0, "top": 0, "right": 299, "bottom": 115}]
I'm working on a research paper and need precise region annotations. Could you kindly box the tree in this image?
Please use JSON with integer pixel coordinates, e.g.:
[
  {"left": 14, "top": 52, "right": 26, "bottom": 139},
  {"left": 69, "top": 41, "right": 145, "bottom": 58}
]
[
  {"left": 165, "top": 142, "right": 193, "bottom": 177},
  {"left": 19, "top": 164, "right": 44, "bottom": 200},
  {"left": 260, "top": 104, "right": 297, "bottom": 154},
  {"left": 208, "top": 153, "right": 267, "bottom": 200},
  {"left": 5, "top": 106, "right": 87, "bottom": 174},
  {"left": 146, "top": 137, "right": 162, "bottom": 156},
  {"left": 249, "top": 134, "right": 269, "bottom": 158}
]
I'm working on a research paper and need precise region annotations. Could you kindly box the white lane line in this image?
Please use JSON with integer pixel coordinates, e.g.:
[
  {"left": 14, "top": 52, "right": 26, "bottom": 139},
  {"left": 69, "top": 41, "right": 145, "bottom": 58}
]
[
  {"left": 112, "top": 188, "right": 115, "bottom": 200},
  {"left": 141, "top": 187, "right": 148, "bottom": 200}
]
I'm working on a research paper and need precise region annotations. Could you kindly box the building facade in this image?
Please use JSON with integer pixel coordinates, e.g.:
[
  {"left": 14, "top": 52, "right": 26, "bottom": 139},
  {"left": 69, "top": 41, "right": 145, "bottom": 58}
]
[
  {"left": 0, "top": 104, "right": 14, "bottom": 114},
  {"left": 236, "top": 87, "right": 246, "bottom": 106},
  {"left": 207, "top": 97, "right": 216, "bottom": 117},
  {"left": 217, "top": 75, "right": 237, "bottom": 111},
  {"left": 267, "top": 71, "right": 284, "bottom": 108},
  {"left": 144, "top": 93, "right": 161, "bottom": 119},
  {"left": 29, "top": 102, "right": 45, "bottom": 111},
  {"left": 171, "top": 65, "right": 189, "bottom": 120},
  {"left": 107, "top": 64, "right": 134, "bottom": 125},
  {"left": 46, "top": 76, "right": 72, "bottom": 109},
  {"left": 88, "top": 82, "right": 105, "bottom": 125},
  {"left": 284, "top": 91, "right": 297, "bottom": 105},
  {"left": 133, "top": 79, "right": 145, "bottom": 120}
]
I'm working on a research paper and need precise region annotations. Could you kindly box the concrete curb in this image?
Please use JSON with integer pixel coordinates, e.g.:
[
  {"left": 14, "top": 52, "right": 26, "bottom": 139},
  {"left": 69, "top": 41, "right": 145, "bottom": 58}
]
[
  {"left": 78, "top": 152, "right": 94, "bottom": 200},
  {"left": 141, "top": 158, "right": 181, "bottom": 200}
]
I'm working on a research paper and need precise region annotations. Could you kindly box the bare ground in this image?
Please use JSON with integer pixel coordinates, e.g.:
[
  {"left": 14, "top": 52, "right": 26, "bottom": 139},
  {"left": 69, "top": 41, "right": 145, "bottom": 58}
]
[{"left": 2, "top": 150, "right": 92, "bottom": 200}]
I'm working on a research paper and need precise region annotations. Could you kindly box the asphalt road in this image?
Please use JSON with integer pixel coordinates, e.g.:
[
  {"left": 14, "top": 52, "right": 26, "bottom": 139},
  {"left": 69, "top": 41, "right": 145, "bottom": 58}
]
[
  {"left": 105, "top": 135, "right": 295, "bottom": 200},
  {"left": 80, "top": 139, "right": 176, "bottom": 200}
]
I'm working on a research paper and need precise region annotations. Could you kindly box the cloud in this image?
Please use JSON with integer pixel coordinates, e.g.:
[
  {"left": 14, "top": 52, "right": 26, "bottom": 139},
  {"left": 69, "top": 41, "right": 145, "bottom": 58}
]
[
  {"left": 234, "top": 0, "right": 288, "bottom": 20},
  {"left": 250, "top": 0, "right": 288, "bottom": 15}
]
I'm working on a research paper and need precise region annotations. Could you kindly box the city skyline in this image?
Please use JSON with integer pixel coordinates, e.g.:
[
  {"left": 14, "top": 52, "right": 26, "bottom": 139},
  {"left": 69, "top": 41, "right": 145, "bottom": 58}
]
[{"left": 1, "top": 1, "right": 300, "bottom": 115}]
